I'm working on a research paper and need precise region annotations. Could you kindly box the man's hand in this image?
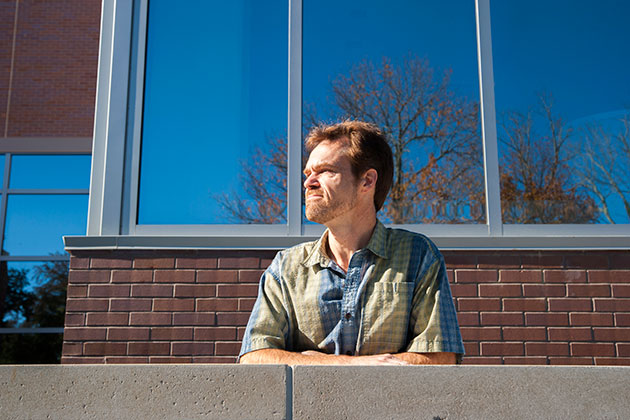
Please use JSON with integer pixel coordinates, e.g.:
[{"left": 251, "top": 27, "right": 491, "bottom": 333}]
[{"left": 301, "top": 350, "right": 410, "bottom": 365}]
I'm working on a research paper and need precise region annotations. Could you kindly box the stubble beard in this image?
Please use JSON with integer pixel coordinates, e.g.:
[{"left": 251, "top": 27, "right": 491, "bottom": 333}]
[{"left": 305, "top": 193, "right": 357, "bottom": 225}]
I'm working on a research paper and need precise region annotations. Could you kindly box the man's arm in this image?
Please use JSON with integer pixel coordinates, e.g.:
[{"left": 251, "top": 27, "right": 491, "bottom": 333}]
[{"left": 239, "top": 349, "right": 454, "bottom": 366}]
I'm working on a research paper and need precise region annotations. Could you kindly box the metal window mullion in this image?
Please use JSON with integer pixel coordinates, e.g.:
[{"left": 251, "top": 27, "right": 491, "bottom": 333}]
[
  {"left": 287, "top": 0, "right": 303, "bottom": 236},
  {"left": 476, "top": 0, "right": 502, "bottom": 236},
  {"left": 8, "top": 189, "right": 89, "bottom": 195},
  {"left": 0, "top": 255, "right": 70, "bottom": 261},
  {"left": 0, "top": 153, "right": 11, "bottom": 253}
]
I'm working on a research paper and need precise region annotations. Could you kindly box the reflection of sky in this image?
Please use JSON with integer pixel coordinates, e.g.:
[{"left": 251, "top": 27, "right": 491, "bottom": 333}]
[{"left": 10, "top": 155, "right": 91, "bottom": 189}]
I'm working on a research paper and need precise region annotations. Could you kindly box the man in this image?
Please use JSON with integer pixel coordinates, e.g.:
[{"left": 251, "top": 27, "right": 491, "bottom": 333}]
[{"left": 239, "top": 120, "right": 464, "bottom": 365}]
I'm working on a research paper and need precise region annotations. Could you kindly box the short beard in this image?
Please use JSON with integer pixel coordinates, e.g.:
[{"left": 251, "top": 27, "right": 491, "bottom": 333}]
[{"left": 305, "top": 194, "right": 356, "bottom": 225}]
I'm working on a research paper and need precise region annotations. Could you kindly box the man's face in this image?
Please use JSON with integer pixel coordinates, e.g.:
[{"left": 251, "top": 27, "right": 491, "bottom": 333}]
[{"left": 303, "top": 140, "right": 359, "bottom": 225}]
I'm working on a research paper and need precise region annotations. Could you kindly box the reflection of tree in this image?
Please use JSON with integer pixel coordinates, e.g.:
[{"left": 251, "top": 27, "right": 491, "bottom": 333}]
[
  {"left": 577, "top": 113, "right": 630, "bottom": 223},
  {"left": 499, "top": 95, "right": 599, "bottom": 223}
]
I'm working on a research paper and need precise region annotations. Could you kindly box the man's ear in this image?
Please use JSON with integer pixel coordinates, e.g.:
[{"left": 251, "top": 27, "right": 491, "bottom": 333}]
[{"left": 361, "top": 168, "right": 378, "bottom": 192}]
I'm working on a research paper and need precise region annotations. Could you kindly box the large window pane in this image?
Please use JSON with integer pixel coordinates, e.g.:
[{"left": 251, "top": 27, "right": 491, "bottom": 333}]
[
  {"left": 3, "top": 195, "right": 88, "bottom": 256},
  {"left": 9, "top": 155, "right": 91, "bottom": 189},
  {"left": 492, "top": 1, "right": 630, "bottom": 224},
  {"left": 138, "top": 1, "right": 288, "bottom": 224},
  {"left": 303, "top": 0, "right": 484, "bottom": 224}
]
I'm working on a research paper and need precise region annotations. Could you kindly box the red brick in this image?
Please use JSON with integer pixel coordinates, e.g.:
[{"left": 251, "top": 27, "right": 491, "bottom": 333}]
[
  {"left": 150, "top": 327, "right": 193, "bottom": 341},
  {"left": 172, "top": 342, "right": 215, "bottom": 356},
  {"left": 197, "top": 270, "right": 238, "bottom": 283},
  {"left": 105, "top": 357, "right": 149, "bottom": 364},
  {"left": 571, "top": 343, "right": 615, "bottom": 357},
  {"left": 88, "top": 284, "right": 130, "bottom": 298},
  {"left": 481, "top": 342, "right": 524, "bottom": 356},
  {"left": 569, "top": 313, "right": 613, "bottom": 327},
  {"left": 64, "top": 313, "right": 85, "bottom": 327},
  {"left": 237, "top": 327, "right": 246, "bottom": 340},
  {"left": 479, "top": 284, "right": 521, "bottom": 297},
  {"left": 197, "top": 298, "right": 239, "bottom": 312},
  {"left": 69, "top": 270, "right": 110, "bottom": 283},
  {"left": 610, "top": 253, "right": 630, "bottom": 269},
  {"left": 175, "top": 258, "right": 217, "bottom": 269},
  {"left": 455, "top": 270, "right": 497, "bottom": 283},
  {"left": 613, "top": 285, "right": 630, "bottom": 298},
  {"left": 67, "top": 285, "right": 88, "bottom": 298},
  {"left": 477, "top": 254, "right": 521, "bottom": 268},
  {"left": 193, "top": 356, "right": 238, "bottom": 363},
  {"left": 588, "top": 270, "right": 630, "bottom": 283},
  {"left": 70, "top": 257, "right": 90, "bottom": 269},
  {"left": 215, "top": 342, "right": 242, "bottom": 356},
  {"left": 149, "top": 356, "right": 193, "bottom": 364},
  {"left": 544, "top": 270, "right": 586, "bottom": 283},
  {"left": 111, "top": 270, "right": 153, "bottom": 283},
  {"left": 260, "top": 258, "right": 274, "bottom": 268},
  {"left": 525, "top": 342, "right": 568, "bottom": 356},
  {"left": 153, "top": 299, "right": 195, "bottom": 312},
  {"left": 525, "top": 313, "right": 568, "bottom": 326},
  {"left": 238, "top": 298, "right": 256, "bottom": 311},
  {"left": 238, "top": 270, "right": 265, "bottom": 283},
  {"left": 463, "top": 342, "right": 479, "bottom": 356},
  {"left": 65, "top": 298, "right": 109, "bottom": 312},
  {"left": 90, "top": 258, "right": 132, "bottom": 269},
  {"left": 521, "top": 255, "right": 563, "bottom": 269},
  {"left": 617, "top": 343, "right": 630, "bottom": 357},
  {"left": 216, "top": 312, "right": 251, "bottom": 326},
  {"left": 503, "top": 298, "right": 546, "bottom": 311},
  {"left": 460, "top": 327, "right": 501, "bottom": 341},
  {"left": 84, "top": 342, "right": 127, "bottom": 356},
  {"left": 594, "top": 357, "right": 630, "bottom": 366},
  {"left": 458, "top": 298, "right": 500, "bottom": 311},
  {"left": 548, "top": 298, "right": 592, "bottom": 312},
  {"left": 447, "top": 270, "right": 454, "bottom": 284},
  {"left": 548, "top": 327, "right": 592, "bottom": 341},
  {"left": 61, "top": 357, "right": 105, "bottom": 365},
  {"left": 133, "top": 258, "right": 174, "bottom": 269},
  {"left": 194, "top": 327, "right": 237, "bottom": 341},
  {"left": 443, "top": 253, "right": 477, "bottom": 268},
  {"left": 480, "top": 312, "right": 524, "bottom": 326},
  {"left": 593, "top": 328, "right": 630, "bottom": 342},
  {"left": 86, "top": 313, "right": 129, "bottom": 326},
  {"left": 457, "top": 312, "right": 480, "bottom": 326},
  {"left": 129, "top": 312, "right": 171, "bottom": 326},
  {"left": 218, "top": 257, "right": 259, "bottom": 269},
  {"left": 62, "top": 342, "right": 83, "bottom": 356},
  {"left": 549, "top": 357, "right": 593, "bottom": 365},
  {"left": 503, "top": 327, "right": 547, "bottom": 341},
  {"left": 564, "top": 254, "right": 609, "bottom": 269},
  {"left": 110, "top": 298, "right": 152, "bottom": 312},
  {"left": 217, "top": 284, "right": 259, "bottom": 298},
  {"left": 461, "top": 357, "right": 502, "bottom": 365},
  {"left": 174, "top": 284, "right": 216, "bottom": 298},
  {"left": 173, "top": 312, "right": 215, "bottom": 326},
  {"left": 503, "top": 357, "right": 548, "bottom": 365},
  {"left": 107, "top": 327, "right": 150, "bottom": 341},
  {"left": 154, "top": 270, "right": 195, "bottom": 283},
  {"left": 522, "top": 284, "right": 565, "bottom": 297},
  {"left": 450, "top": 284, "right": 478, "bottom": 297},
  {"left": 616, "top": 314, "right": 630, "bottom": 326},
  {"left": 131, "top": 284, "right": 173, "bottom": 297},
  {"left": 593, "top": 298, "right": 630, "bottom": 312},
  {"left": 63, "top": 328, "right": 107, "bottom": 341},
  {"left": 567, "top": 284, "right": 610, "bottom": 297},
  {"left": 499, "top": 270, "right": 542, "bottom": 283},
  {"left": 127, "top": 342, "right": 170, "bottom": 356}
]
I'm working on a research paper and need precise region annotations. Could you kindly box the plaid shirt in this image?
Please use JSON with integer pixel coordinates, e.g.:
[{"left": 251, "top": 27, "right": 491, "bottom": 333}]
[{"left": 239, "top": 220, "right": 464, "bottom": 359}]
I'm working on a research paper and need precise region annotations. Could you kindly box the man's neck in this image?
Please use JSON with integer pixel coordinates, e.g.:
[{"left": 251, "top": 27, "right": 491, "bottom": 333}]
[{"left": 325, "top": 212, "right": 377, "bottom": 272}]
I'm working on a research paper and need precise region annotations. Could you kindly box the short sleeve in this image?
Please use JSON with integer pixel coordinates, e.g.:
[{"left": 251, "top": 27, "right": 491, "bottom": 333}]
[{"left": 238, "top": 255, "right": 290, "bottom": 358}]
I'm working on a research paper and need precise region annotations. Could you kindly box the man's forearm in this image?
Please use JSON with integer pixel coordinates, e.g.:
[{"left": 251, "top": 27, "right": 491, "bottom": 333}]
[{"left": 239, "top": 349, "right": 456, "bottom": 366}]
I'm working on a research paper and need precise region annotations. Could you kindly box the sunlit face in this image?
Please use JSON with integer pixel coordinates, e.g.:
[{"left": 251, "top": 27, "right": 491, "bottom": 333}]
[{"left": 303, "top": 140, "right": 359, "bottom": 225}]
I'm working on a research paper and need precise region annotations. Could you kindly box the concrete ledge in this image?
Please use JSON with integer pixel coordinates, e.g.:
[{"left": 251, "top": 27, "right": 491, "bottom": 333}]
[
  {"left": 293, "top": 365, "right": 630, "bottom": 420},
  {"left": 0, "top": 365, "right": 289, "bottom": 420}
]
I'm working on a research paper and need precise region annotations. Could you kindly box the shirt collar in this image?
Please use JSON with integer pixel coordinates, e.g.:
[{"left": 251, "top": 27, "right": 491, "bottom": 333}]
[{"left": 302, "top": 219, "right": 389, "bottom": 267}]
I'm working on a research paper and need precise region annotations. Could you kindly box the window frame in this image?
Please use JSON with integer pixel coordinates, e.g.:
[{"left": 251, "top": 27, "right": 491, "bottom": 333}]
[{"left": 77, "top": 0, "right": 630, "bottom": 250}]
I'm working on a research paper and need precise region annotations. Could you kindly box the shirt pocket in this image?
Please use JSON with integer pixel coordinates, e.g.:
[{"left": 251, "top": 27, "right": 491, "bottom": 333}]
[{"left": 359, "top": 281, "right": 414, "bottom": 354}]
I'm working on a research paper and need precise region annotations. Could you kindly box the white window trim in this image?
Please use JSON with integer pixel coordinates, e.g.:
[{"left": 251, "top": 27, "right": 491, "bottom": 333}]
[{"left": 80, "top": 0, "right": 630, "bottom": 251}]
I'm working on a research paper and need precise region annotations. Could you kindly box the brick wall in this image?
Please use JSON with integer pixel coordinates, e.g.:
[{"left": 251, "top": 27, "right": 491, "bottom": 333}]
[{"left": 62, "top": 249, "right": 630, "bottom": 365}]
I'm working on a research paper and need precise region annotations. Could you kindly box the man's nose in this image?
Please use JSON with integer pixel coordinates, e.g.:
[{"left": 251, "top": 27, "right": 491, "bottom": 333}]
[{"left": 304, "top": 173, "right": 318, "bottom": 189}]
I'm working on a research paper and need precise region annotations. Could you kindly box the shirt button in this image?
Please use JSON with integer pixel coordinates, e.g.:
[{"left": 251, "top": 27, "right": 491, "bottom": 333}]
[
  {"left": 345, "top": 312, "right": 352, "bottom": 320},
  {"left": 346, "top": 351, "right": 353, "bottom": 356}
]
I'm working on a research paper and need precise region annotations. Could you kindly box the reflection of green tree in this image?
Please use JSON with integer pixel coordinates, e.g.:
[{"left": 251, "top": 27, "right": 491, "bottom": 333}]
[{"left": 0, "top": 259, "right": 68, "bottom": 363}]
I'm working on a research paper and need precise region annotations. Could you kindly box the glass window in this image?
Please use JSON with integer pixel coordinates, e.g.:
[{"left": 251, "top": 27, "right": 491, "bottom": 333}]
[
  {"left": 303, "top": 0, "right": 484, "bottom": 224},
  {"left": 3, "top": 195, "right": 88, "bottom": 256},
  {"left": 0, "top": 155, "right": 5, "bottom": 186},
  {"left": 492, "top": 0, "right": 630, "bottom": 224},
  {"left": 9, "top": 155, "right": 91, "bottom": 189},
  {"left": 137, "top": 0, "right": 288, "bottom": 224}
]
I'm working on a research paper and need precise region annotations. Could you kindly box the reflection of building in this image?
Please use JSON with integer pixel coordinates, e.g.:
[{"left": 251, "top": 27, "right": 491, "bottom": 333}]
[{"left": 1, "top": 1, "right": 629, "bottom": 365}]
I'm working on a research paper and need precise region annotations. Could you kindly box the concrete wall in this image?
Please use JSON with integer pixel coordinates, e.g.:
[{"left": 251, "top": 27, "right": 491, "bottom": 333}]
[
  {"left": 63, "top": 249, "right": 630, "bottom": 365},
  {"left": 1, "top": 365, "right": 629, "bottom": 419}
]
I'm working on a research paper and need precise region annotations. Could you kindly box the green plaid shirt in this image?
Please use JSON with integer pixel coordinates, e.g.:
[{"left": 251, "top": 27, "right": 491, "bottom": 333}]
[{"left": 240, "top": 220, "right": 464, "bottom": 358}]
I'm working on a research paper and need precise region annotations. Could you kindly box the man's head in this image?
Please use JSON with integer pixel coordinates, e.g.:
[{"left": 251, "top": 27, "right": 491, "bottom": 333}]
[{"left": 305, "top": 120, "right": 394, "bottom": 212}]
